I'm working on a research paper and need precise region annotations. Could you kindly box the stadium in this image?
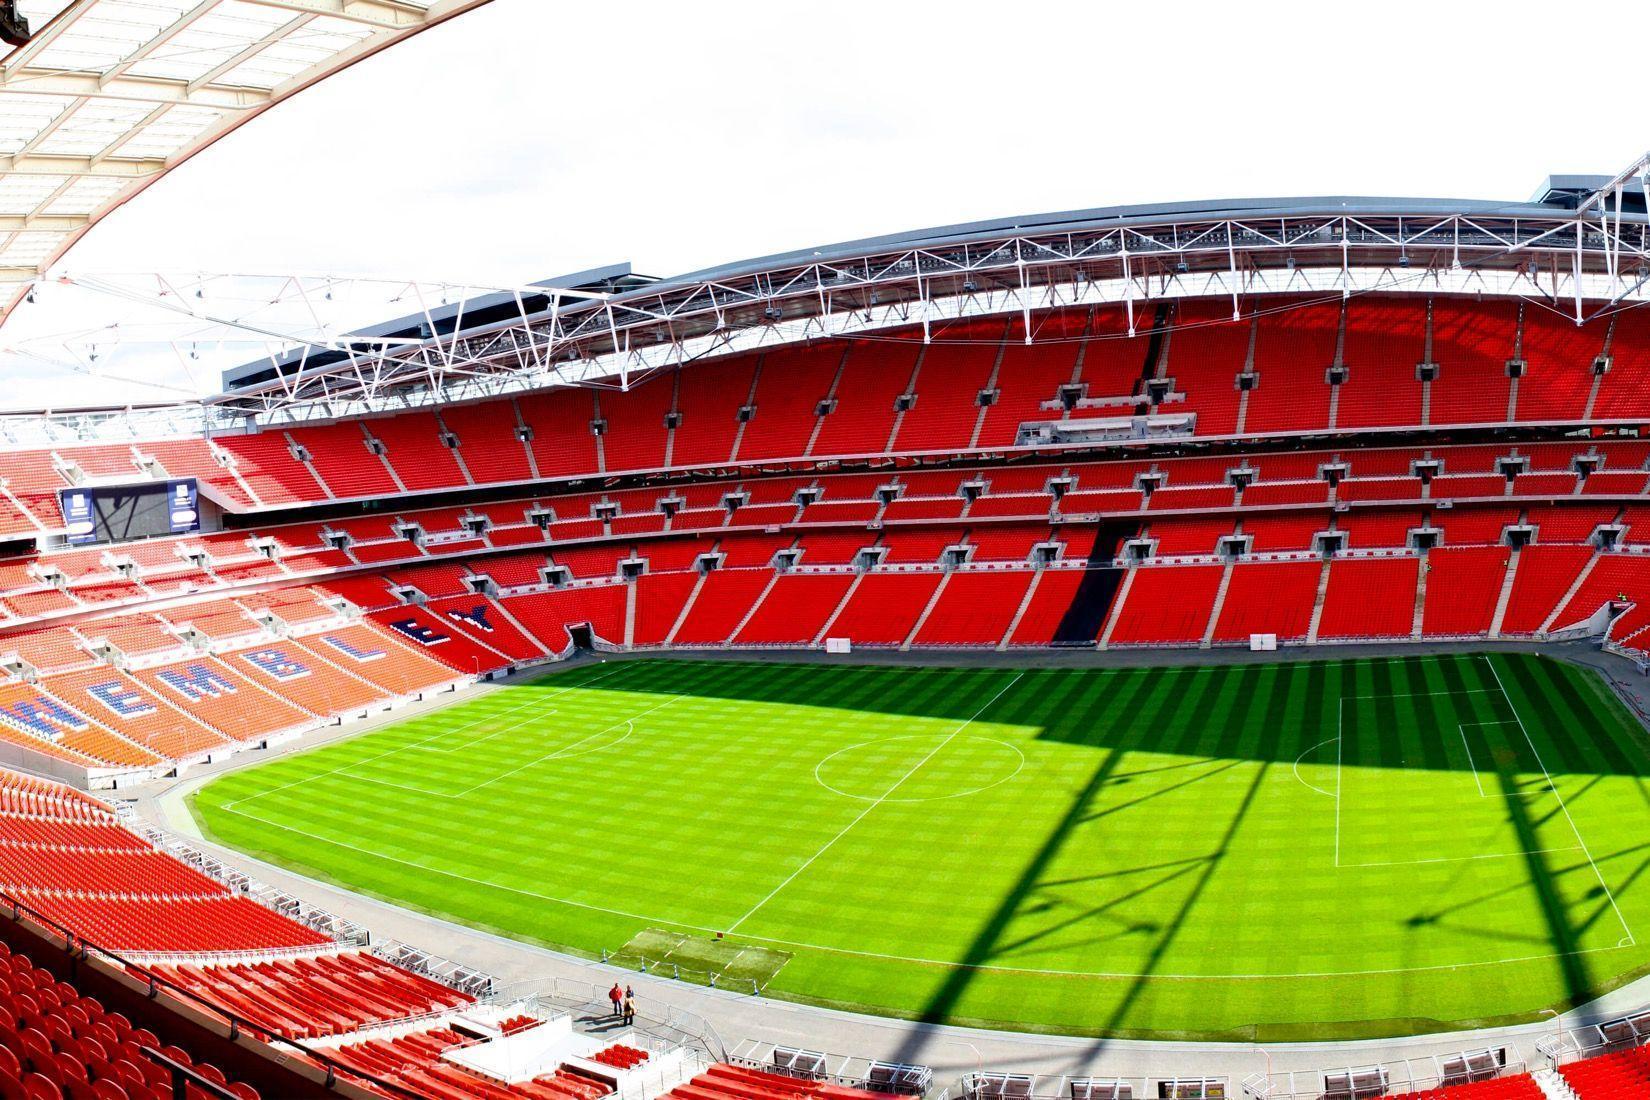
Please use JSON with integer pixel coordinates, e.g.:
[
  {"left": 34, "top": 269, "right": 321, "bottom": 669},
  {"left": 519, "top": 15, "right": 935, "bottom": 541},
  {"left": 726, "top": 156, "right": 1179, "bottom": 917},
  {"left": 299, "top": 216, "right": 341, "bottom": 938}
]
[{"left": 3, "top": 3, "right": 1650, "bottom": 1099}]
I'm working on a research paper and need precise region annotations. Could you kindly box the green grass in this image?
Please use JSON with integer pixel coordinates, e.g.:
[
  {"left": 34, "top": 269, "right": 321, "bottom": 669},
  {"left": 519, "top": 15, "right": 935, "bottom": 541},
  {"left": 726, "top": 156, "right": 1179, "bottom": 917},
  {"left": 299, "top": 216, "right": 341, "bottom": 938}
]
[
  {"left": 190, "top": 652, "right": 1650, "bottom": 1041},
  {"left": 607, "top": 928, "right": 791, "bottom": 991}
]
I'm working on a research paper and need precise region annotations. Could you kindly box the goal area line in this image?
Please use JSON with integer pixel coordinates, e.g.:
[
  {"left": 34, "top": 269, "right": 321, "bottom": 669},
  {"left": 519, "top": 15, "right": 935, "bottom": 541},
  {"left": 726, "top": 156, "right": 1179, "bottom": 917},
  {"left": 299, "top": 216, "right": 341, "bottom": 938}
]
[{"left": 1329, "top": 661, "right": 1636, "bottom": 948}]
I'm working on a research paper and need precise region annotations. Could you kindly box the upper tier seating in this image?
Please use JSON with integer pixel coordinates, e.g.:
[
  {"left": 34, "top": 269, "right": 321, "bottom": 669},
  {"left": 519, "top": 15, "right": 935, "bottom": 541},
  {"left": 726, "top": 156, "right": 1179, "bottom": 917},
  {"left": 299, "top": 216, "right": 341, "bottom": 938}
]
[{"left": 3, "top": 297, "right": 1645, "bottom": 520}]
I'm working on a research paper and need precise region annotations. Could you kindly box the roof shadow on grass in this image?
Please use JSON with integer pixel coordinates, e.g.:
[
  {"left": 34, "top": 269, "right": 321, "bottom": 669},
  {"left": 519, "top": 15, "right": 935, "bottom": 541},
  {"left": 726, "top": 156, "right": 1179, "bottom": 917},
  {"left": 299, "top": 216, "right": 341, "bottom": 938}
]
[
  {"left": 560, "top": 650, "right": 1650, "bottom": 777},
  {"left": 560, "top": 648, "right": 1650, "bottom": 1043}
]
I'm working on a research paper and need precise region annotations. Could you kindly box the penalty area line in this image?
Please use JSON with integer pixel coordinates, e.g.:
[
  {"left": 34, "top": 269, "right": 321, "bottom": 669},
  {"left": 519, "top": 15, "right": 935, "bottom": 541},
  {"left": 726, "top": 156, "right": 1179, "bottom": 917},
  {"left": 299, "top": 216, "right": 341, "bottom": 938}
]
[
  {"left": 1483, "top": 655, "right": 1637, "bottom": 948},
  {"left": 223, "top": 663, "right": 632, "bottom": 811}
]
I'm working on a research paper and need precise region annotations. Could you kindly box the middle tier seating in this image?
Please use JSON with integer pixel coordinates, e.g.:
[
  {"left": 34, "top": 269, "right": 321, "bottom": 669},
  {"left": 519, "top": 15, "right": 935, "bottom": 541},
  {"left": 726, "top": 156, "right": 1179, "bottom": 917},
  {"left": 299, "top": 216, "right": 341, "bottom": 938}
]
[{"left": 6, "top": 432, "right": 1650, "bottom": 778}]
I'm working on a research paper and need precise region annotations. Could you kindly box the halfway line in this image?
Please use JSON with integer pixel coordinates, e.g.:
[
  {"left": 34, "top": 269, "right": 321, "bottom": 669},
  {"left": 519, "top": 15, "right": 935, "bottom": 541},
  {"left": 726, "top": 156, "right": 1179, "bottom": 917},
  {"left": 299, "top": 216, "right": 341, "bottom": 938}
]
[{"left": 724, "top": 670, "right": 1027, "bottom": 933}]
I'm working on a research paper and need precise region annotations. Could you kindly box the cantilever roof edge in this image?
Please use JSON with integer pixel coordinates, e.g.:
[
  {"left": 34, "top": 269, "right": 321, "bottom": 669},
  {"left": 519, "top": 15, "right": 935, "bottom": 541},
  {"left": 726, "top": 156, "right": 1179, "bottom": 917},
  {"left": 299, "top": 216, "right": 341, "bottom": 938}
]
[
  {"left": 658, "top": 190, "right": 1646, "bottom": 292},
  {"left": 0, "top": 0, "right": 497, "bottom": 326}
]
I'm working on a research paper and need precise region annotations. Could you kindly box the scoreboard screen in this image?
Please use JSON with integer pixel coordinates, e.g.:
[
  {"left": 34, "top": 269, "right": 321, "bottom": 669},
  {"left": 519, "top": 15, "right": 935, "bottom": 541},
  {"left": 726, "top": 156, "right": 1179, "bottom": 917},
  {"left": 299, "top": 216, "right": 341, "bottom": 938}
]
[{"left": 58, "top": 479, "right": 199, "bottom": 545}]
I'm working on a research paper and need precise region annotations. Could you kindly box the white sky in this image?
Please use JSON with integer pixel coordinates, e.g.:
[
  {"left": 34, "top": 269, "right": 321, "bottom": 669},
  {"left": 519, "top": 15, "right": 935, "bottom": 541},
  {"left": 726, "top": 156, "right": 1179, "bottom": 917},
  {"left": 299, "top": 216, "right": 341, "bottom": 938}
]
[{"left": 0, "top": 0, "right": 1642, "bottom": 409}]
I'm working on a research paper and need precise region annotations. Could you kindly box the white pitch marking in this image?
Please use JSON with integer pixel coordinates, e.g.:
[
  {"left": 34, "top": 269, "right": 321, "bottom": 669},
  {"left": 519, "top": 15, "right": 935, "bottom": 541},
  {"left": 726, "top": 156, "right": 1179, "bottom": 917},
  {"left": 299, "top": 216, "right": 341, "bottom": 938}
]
[
  {"left": 812, "top": 735, "right": 1026, "bottom": 804},
  {"left": 456, "top": 703, "right": 674, "bottom": 796},
  {"left": 1457, "top": 723, "right": 1486, "bottom": 797},
  {"left": 1292, "top": 737, "right": 1337, "bottom": 798},
  {"left": 724, "top": 671, "right": 1027, "bottom": 933},
  {"left": 1334, "top": 696, "right": 1344, "bottom": 867},
  {"left": 330, "top": 722, "right": 635, "bottom": 799},
  {"left": 1342, "top": 846, "right": 1586, "bottom": 869},
  {"left": 206, "top": 799, "right": 1642, "bottom": 984},
  {"left": 1482, "top": 655, "right": 1636, "bottom": 947},
  {"left": 225, "top": 664, "right": 630, "bottom": 810}
]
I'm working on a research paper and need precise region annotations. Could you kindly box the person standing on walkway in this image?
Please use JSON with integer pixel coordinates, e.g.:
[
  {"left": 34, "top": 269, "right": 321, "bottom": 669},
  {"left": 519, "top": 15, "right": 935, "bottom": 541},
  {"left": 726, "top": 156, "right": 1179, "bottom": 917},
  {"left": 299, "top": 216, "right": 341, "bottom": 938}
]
[
  {"left": 608, "top": 982, "right": 624, "bottom": 1018},
  {"left": 623, "top": 986, "right": 636, "bottom": 1025}
]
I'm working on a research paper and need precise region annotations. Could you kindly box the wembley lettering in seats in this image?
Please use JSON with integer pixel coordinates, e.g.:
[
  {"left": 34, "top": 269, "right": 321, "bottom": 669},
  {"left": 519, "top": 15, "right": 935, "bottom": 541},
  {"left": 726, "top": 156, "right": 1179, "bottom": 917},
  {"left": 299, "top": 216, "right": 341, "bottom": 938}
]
[
  {"left": 157, "top": 664, "right": 237, "bottom": 701},
  {"left": 385, "top": 619, "right": 449, "bottom": 646},
  {"left": 243, "top": 649, "right": 311, "bottom": 681},
  {"left": 85, "top": 680, "right": 157, "bottom": 719},
  {"left": 319, "top": 635, "right": 386, "bottom": 662},
  {"left": 0, "top": 695, "right": 91, "bottom": 740},
  {"left": 444, "top": 604, "right": 496, "bottom": 633}
]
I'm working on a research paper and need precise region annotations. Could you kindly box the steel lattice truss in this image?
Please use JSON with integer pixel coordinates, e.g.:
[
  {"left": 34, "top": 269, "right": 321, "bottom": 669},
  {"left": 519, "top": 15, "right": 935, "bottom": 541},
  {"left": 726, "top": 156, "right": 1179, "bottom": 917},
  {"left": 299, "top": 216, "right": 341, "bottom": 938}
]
[
  {"left": 211, "top": 195, "right": 1650, "bottom": 423},
  {"left": 3, "top": 172, "right": 1649, "bottom": 444},
  {"left": 0, "top": 0, "right": 491, "bottom": 317}
]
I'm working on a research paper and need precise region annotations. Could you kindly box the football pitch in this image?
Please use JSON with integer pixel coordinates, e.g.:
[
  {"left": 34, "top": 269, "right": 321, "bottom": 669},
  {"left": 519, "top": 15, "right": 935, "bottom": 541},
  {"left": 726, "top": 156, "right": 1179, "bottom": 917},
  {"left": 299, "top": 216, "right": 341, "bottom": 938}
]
[{"left": 191, "top": 652, "right": 1650, "bottom": 1041}]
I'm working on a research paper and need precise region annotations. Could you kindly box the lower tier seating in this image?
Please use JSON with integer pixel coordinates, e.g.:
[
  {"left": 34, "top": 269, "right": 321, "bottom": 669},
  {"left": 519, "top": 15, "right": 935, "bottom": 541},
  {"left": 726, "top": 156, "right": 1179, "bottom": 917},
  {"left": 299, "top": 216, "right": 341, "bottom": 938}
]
[
  {"left": 0, "top": 769, "right": 329, "bottom": 955},
  {"left": 1378, "top": 1072, "right": 1542, "bottom": 1099},
  {"left": 1561, "top": 1043, "right": 1650, "bottom": 1098},
  {"left": 663, "top": 1063, "right": 903, "bottom": 1100},
  {"left": 0, "top": 939, "right": 261, "bottom": 1100},
  {"left": 589, "top": 1043, "right": 648, "bottom": 1070},
  {"left": 12, "top": 894, "right": 330, "bottom": 957},
  {"left": 327, "top": 1024, "right": 611, "bottom": 1100},
  {"left": 146, "top": 952, "right": 471, "bottom": 1040},
  {"left": 0, "top": 766, "right": 512, "bottom": 1098}
]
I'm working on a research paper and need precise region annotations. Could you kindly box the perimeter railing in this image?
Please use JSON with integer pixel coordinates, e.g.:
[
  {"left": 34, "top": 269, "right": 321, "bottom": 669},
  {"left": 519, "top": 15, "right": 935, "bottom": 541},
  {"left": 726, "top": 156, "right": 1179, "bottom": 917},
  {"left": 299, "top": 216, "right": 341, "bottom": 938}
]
[
  {"left": 733, "top": 1039, "right": 932, "bottom": 1097},
  {"left": 1236, "top": 1044, "right": 1527, "bottom": 1099}
]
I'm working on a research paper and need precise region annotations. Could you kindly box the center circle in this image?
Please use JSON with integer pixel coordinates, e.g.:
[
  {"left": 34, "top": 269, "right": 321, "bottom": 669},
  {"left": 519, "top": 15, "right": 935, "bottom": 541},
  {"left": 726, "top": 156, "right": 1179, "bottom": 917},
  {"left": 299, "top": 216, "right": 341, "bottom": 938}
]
[{"left": 814, "top": 734, "right": 1025, "bottom": 803}]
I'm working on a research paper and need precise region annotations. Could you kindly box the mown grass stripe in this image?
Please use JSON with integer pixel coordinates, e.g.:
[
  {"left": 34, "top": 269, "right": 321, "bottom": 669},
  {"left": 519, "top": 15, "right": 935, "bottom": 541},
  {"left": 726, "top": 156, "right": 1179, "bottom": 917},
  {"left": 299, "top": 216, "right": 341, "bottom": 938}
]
[{"left": 192, "top": 653, "right": 1650, "bottom": 1043}]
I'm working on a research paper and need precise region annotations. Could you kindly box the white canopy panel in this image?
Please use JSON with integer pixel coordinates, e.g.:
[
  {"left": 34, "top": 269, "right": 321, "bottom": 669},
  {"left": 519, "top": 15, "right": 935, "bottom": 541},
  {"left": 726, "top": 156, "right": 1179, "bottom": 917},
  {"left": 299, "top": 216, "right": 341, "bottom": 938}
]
[{"left": 0, "top": 0, "right": 491, "bottom": 317}]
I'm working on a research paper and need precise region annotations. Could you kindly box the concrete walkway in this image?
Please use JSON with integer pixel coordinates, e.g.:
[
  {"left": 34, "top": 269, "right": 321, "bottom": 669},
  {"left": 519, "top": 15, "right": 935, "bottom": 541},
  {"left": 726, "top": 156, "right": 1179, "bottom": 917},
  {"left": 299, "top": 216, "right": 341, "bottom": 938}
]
[{"left": 128, "top": 643, "right": 1650, "bottom": 1093}]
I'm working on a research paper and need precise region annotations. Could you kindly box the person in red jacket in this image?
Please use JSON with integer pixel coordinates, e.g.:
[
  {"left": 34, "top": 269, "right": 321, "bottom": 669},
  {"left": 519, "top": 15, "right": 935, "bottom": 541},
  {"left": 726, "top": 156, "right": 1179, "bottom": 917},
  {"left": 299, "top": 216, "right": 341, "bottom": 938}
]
[{"left": 608, "top": 982, "right": 624, "bottom": 1018}]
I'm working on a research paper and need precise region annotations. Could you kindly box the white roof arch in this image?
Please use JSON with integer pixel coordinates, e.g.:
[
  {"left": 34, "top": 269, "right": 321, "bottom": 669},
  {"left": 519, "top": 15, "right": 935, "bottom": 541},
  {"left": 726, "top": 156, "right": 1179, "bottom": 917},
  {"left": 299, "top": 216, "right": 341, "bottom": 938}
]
[{"left": 0, "top": 0, "right": 492, "bottom": 319}]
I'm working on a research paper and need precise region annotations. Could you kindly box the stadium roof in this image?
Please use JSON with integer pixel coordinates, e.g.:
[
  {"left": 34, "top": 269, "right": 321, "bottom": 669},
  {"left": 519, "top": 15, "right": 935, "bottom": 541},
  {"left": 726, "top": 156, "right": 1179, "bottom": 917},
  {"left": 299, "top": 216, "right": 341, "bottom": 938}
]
[
  {"left": 0, "top": 0, "right": 491, "bottom": 320},
  {"left": 6, "top": 168, "right": 1650, "bottom": 444}
]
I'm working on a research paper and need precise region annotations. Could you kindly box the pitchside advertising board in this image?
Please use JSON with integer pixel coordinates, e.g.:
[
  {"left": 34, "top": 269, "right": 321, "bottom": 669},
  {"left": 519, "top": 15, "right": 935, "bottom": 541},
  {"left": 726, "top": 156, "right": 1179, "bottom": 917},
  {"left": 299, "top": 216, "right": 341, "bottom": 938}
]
[{"left": 58, "top": 479, "right": 199, "bottom": 545}]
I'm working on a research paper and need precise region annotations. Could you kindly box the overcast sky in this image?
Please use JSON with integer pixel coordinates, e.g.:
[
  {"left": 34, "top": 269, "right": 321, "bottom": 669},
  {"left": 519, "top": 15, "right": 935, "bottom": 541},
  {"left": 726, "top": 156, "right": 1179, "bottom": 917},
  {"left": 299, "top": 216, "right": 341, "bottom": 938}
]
[{"left": 1, "top": 0, "right": 1643, "bottom": 409}]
